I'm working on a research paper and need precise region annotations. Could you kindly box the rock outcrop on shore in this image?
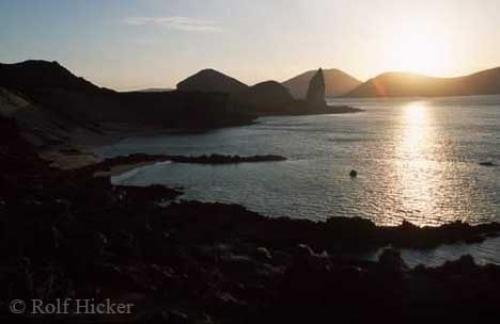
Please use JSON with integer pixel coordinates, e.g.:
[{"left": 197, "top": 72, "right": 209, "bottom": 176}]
[
  {"left": 306, "top": 68, "right": 327, "bottom": 108},
  {"left": 1, "top": 114, "right": 500, "bottom": 323}
]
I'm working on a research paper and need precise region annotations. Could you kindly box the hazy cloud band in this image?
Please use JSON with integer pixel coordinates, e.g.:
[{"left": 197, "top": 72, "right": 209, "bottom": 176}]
[{"left": 124, "top": 16, "right": 221, "bottom": 32}]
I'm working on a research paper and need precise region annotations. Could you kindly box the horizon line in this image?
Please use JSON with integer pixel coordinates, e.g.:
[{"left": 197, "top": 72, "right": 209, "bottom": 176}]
[{"left": 2, "top": 59, "right": 500, "bottom": 92}]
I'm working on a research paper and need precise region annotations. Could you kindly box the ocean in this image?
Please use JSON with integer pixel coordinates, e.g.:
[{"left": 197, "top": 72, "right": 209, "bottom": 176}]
[{"left": 96, "top": 95, "right": 500, "bottom": 266}]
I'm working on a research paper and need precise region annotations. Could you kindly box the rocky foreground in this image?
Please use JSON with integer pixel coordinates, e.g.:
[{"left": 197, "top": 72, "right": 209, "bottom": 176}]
[{"left": 1, "top": 116, "right": 500, "bottom": 323}]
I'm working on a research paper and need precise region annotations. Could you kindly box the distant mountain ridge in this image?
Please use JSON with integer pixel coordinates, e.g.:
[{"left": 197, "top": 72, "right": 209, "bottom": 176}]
[
  {"left": 348, "top": 67, "right": 500, "bottom": 97},
  {"left": 283, "top": 68, "right": 362, "bottom": 98}
]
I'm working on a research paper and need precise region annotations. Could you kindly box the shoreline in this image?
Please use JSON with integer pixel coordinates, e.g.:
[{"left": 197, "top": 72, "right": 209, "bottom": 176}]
[
  {"left": 36, "top": 106, "right": 362, "bottom": 171},
  {"left": 86, "top": 154, "right": 500, "bottom": 248}
]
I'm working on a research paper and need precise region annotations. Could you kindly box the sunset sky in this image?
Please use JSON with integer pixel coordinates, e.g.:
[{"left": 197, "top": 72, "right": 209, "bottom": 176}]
[{"left": 1, "top": 0, "right": 499, "bottom": 90}]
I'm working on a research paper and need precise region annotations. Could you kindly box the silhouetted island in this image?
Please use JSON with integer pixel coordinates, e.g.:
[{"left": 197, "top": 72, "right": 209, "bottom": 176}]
[
  {"left": 229, "top": 69, "right": 362, "bottom": 115},
  {"left": 0, "top": 61, "right": 362, "bottom": 145},
  {"left": 348, "top": 67, "right": 500, "bottom": 97},
  {"left": 176, "top": 68, "right": 249, "bottom": 94},
  {"left": 178, "top": 67, "right": 363, "bottom": 116}
]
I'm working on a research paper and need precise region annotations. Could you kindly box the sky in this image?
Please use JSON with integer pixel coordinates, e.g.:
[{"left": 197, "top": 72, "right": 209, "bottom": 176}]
[{"left": 1, "top": 0, "right": 500, "bottom": 91}]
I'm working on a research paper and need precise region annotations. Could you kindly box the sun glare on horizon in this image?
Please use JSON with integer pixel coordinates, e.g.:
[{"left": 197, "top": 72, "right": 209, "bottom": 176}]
[{"left": 381, "top": 20, "right": 454, "bottom": 77}]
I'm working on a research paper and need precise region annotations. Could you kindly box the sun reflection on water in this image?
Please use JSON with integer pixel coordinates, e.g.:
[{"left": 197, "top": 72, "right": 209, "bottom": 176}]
[
  {"left": 374, "top": 99, "right": 493, "bottom": 227},
  {"left": 392, "top": 101, "right": 440, "bottom": 226},
  {"left": 400, "top": 101, "right": 430, "bottom": 157}
]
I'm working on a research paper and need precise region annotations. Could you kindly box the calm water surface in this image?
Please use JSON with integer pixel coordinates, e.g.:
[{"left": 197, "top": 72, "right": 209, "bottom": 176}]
[{"left": 96, "top": 96, "right": 500, "bottom": 265}]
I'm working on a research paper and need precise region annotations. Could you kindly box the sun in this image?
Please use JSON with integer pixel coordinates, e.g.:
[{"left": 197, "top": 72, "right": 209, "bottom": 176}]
[{"left": 384, "top": 24, "right": 453, "bottom": 76}]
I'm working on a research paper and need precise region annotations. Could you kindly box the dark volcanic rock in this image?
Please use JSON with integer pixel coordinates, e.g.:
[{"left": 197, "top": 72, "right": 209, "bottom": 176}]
[
  {"left": 306, "top": 68, "right": 326, "bottom": 108},
  {"left": 283, "top": 68, "right": 362, "bottom": 99},
  {"left": 378, "top": 248, "right": 408, "bottom": 272},
  {"left": 87, "top": 153, "right": 287, "bottom": 176},
  {"left": 170, "top": 154, "right": 287, "bottom": 164},
  {"left": 114, "top": 184, "right": 182, "bottom": 202}
]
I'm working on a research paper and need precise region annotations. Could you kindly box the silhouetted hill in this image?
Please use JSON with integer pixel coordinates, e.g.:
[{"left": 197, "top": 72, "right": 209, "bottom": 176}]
[
  {"left": 230, "top": 73, "right": 362, "bottom": 116},
  {"left": 231, "top": 81, "right": 294, "bottom": 114},
  {"left": 283, "top": 68, "right": 361, "bottom": 98},
  {"left": 0, "top": 61, "right": 255, "bottom": 129},
  {"left": 0, "top": 60, "right": 109, "bottom": 93},
  {"left": 0, "top": 60, "right": 360, "bottom": 134},
  {"left": 348, "top": 67, "right": 500, "bottom": 97},
  {"left": 0, "top": 87, "right": 78, "bottom": 146},
  {"left": 177, "top": 68, "right": 248, "bottom": 94}
]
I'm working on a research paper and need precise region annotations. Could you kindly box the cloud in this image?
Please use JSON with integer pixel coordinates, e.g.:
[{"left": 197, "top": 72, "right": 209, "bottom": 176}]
[{"left": 124, "top": 16, "right": 221, "bottom": 32}]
